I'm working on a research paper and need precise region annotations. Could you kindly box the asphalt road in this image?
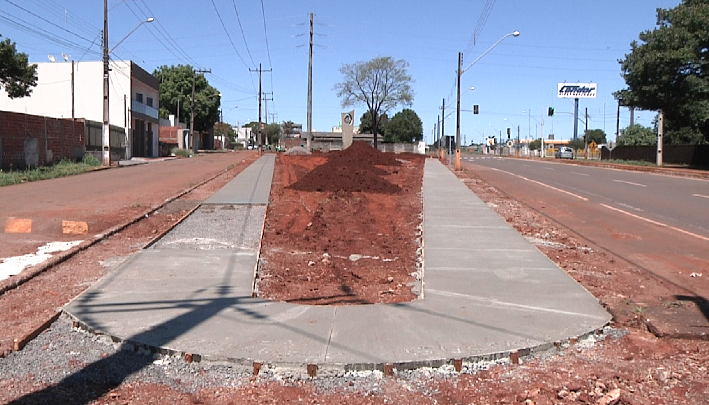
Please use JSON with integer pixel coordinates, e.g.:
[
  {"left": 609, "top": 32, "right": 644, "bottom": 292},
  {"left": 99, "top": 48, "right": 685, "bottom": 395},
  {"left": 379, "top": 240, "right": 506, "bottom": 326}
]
[
  {"left": 0, "top": 152, "right": 254, "bottom": 261},
  {"left": 461, "top": 155, "right": 709, "bottom": 302}
]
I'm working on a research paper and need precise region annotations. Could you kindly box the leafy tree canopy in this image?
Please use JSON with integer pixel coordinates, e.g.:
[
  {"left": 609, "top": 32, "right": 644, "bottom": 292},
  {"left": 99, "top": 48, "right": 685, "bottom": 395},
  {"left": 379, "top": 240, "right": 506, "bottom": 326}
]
[
  {"left": 584, "top": 129, "right": 607, "bottom": 145},
  {"left": 359, "top": 111, "right": 388, "bottom": 137},
  {"left": 154, "top": 64, "right": 220, "bottom": 133},
  {"left": 617, "top": 124, "right": 657, "bottom": 146},
  {"left": 0, "top": 34, "right": 38, "bottom": 98},
  {"left": 616, "top": 0, "right": 709, "bottom": 144},
  {"left": 282, "top": 120, "right": 297, "bottom": 137},
  {"left": 529, "top": 138, "right": 541, "bottom": 151},
  {"left": 385, "top": 108, "right": 423, "bottom": 143},
  {"left": 568, "top": 138, "right": 586, "bottom": 151},
  {"left": 243, "top": 121, "right": 280, "bottom": 145},
  {"left": 334, "top": 56, "right": 414, "bottom": 148}
]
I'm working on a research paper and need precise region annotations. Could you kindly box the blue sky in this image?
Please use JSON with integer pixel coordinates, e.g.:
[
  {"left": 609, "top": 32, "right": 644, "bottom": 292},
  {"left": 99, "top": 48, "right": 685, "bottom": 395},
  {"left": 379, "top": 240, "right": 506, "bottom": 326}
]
[{"left": 1, "top": 0, "right": 680, "bottom": 143}]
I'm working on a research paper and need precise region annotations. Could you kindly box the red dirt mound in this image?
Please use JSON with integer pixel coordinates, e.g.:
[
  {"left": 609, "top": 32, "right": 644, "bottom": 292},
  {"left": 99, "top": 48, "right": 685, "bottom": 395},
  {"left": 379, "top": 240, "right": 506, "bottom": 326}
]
[{"left": 288, "top": 142, "right": 402, "bottom": 194}]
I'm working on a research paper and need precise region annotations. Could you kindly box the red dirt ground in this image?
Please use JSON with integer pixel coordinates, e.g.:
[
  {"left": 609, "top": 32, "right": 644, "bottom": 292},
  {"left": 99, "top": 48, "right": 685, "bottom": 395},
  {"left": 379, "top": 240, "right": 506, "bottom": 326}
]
[
  {"left": 1, "top": 152, "right": 708, "bottom": 404},
  {"left": 257, "top": 142, "right": 424, "bottom": 305}
]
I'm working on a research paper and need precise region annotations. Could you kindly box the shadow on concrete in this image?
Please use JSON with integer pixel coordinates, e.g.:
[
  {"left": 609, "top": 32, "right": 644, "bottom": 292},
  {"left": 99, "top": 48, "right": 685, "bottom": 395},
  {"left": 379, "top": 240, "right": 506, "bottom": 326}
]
[{"left": 675, "top": 294, "right": 709, "bottom": 324}]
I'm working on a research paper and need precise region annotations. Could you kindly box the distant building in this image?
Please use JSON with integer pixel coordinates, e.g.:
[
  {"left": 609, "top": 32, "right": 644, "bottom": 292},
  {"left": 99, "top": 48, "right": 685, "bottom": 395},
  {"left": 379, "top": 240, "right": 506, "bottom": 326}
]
[{"left": 0, "top": 60, "right": 160, "bottom": 160}]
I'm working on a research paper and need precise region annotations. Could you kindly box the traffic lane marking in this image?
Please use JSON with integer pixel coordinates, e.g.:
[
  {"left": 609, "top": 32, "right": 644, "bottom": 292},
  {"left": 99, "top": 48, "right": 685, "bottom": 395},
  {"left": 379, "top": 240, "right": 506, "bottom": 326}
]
[
  {"left": 571, "top": 172, "right": 590, "bottom": 177},
  {"left": 4, "top": 218, "right": 32, "bottom": 233},
  {"left": 693, "top": 194, "right": 709, "bottom": 200},
  {"left": 613, "top": 179, "right": 647, "bottom": 187},
  {"left": 488, "top": 168, "right": 589, "bottom": 201},
  {"left": 4, "top": 218, "right": 89, "bottom": 234},
  {"left": 600, "top": 203, "right": 709, "bottom": 242},
  {"left": 62, "top": 221, "right": 89, "bottom": 235}
]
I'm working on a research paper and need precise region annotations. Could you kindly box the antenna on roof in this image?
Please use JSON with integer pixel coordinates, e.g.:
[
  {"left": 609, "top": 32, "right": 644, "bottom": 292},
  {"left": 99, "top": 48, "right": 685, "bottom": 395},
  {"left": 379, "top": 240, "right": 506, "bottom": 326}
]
[
  {"left": 62, "top": 53, "right": 71, "bottom": 61},
  {"left": 48, "top": 54, "right": 56, "bottom": 62}
]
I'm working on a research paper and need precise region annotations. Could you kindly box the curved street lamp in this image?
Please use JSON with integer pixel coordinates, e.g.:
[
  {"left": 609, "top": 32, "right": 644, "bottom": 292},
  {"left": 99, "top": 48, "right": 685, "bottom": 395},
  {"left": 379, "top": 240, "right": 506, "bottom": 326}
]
[{"left": 455, "top": 30, "right": 519, "bottom": 170}]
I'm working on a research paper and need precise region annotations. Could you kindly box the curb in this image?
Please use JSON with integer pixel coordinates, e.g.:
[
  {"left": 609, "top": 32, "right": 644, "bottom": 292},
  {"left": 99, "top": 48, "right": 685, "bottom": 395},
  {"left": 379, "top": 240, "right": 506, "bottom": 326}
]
[
  {"left": 0, "top": 158, "right": 256, "bottom": 297},
  {"left": 62, "top": 311, "right": 609, "bottom": 377}
]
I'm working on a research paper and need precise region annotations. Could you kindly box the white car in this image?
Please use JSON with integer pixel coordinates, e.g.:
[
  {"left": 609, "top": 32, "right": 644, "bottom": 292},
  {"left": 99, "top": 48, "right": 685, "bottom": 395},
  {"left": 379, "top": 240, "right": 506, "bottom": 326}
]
[{"left": 555, "top": 146, "right": 574, "bottom": 159}]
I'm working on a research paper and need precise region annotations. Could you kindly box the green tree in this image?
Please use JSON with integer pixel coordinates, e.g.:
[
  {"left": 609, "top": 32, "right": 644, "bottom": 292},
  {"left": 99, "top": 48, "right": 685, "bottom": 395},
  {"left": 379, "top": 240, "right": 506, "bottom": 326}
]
[
  {"left": 617, "top": 124, "right": 657, "bottom": 146},
  {"left": 214, "top": 122, "right": 237, "bottom": 147},
  {"left": 358, "top": 111, "right": 388, "bottom": 137},
  {"left": 154, "top": 65, "right": 220, "bottom": 133},
  {"left": 568, "top": 138, "right": 586, "bottom": 151},
  {"left": 529, "top": 138, "right": 541, "bottom": 151},
  {"left": 243, "top": 121, "right": 280, "bottom": 146},
  {"left": 584, "top": 129, "right": 607, "bottom": 145},
  {"left": 334, "top": 56, "right": 414, "bottom": 148},
  {"left": 385, "top": 109, "right": 423, "bottom": 143},
  {"left": 616, "top": 0, "right": 709, "bottom": 143},
  {"left": 0, "top": 34, "right": 38, "bottom": 98},
  {"left": 266, "top": 123, "right": 281, "bottom": 145},
  {"left": 282, "top": 120, "right": 296, "bottom": 137}
]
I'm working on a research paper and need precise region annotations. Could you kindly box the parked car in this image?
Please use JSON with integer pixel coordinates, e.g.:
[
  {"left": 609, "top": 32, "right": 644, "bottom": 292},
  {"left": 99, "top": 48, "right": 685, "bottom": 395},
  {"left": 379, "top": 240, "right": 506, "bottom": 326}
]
[{"left": 555, "top": 146, "right": 574, "bottom": 159}]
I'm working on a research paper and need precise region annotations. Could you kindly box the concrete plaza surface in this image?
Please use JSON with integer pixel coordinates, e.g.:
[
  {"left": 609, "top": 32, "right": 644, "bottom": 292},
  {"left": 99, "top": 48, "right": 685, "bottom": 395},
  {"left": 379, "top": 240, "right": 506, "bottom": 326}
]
[{"left": 64, "top": 155, "right": 610, "bottom": 370}]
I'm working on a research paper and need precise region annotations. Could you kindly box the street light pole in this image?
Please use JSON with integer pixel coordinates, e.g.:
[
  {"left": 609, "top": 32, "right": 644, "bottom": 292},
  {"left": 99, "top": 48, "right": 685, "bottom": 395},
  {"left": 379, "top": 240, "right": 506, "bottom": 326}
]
[
  {"left": 102, "top": 0, "right": 109, "bottom": 165},
  {"left": 455, "top": 52, "right": 462, "bottom": 170},
  {"left": 455, "top": 30, "right": 519, "bottom": 170},
  {"left": 101, "top": 3, "right": 153, "bottom": 166}
]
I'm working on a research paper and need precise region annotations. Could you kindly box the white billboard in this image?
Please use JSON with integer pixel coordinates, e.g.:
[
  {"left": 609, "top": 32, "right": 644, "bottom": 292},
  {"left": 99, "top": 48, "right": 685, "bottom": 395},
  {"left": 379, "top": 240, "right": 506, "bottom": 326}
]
[{"left": 558, "top": 83, "right": 597, "bottom": 99}]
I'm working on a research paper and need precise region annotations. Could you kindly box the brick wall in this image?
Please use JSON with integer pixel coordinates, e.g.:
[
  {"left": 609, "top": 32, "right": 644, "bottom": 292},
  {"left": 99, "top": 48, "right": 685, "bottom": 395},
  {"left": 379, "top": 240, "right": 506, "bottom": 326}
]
[{"left": 0, "top": 111, "right": 85, "bottom": 170}]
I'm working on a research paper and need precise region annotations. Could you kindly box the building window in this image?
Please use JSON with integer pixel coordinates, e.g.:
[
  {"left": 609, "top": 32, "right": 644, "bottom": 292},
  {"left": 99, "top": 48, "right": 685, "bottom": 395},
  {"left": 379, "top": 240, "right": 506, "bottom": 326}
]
[
  {"left": 136, "top": 93, "right": 143, "bottom": 103},
  {"left": 147, "top": 97, "right": 153, "bottom": 107}
]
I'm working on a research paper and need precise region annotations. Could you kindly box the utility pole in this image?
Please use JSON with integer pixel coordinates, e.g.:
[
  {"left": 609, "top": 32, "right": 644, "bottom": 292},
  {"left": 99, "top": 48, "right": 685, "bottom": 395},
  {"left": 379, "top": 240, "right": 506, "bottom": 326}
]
[
  {"left": 573, "top": 97, "right": 579, "bottom": 141},
  {"left": 264, "top": 92, "right": 273, "bottom": 146},
  {"left": 436, "top": 114, "right": 440, "bottom": 149},
  {"left": 250, "top": 64, "right": 272, "bottom": 150},
  {"left": 616, "top": 102, "right": 621, "bottom": 144},
  {"left": 540, "top": 111, "right": 545, "bottom": 158},
  {"left": 191, "top": 68, "right": 211, "bottom": 154},
  {"left": 517, "top": 125, "right": 520, "bottom": 157},
  {"left": 630, "top": 106, "right": 635, "bottom": 126},
  {"left": 455, "top": 52, "right": 462, "bottom": 170},
  {"left": 307, "top": 12, "right": 313, "bottom": 151},
  {"left": 657, "top": 110, "right": 664, "bottom": 166},
  {"left": 102, "top": 0, "right": 110, "bottom": 165},
  {"left": 441, "top": 98, "right": 445, "bottom": 160},
  {"left": 584, "top": 107, "right": 589, "bottom": 159}
]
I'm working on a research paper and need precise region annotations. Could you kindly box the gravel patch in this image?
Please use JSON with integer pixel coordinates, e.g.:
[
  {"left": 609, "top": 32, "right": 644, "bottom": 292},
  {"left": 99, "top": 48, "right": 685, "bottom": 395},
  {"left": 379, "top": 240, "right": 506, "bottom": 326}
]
[{"left": 0, "top": 314, "right": 623, "bottom": 399}]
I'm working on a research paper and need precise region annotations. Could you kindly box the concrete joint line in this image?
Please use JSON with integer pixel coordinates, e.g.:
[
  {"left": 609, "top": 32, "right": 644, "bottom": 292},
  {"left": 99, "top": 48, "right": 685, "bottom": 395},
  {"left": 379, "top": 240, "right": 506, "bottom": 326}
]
[{"left": 426, "top": 289, "right": 609, "bottom": 319}]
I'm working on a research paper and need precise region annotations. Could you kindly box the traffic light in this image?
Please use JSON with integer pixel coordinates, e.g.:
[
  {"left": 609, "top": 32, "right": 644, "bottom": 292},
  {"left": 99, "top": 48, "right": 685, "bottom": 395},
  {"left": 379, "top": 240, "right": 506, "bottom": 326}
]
[
  {"left": 548, "top": 107, "right": 555, "bottom": 117},
  {"left": 473, "top": 105, "right": 479, "bottom": 114}
]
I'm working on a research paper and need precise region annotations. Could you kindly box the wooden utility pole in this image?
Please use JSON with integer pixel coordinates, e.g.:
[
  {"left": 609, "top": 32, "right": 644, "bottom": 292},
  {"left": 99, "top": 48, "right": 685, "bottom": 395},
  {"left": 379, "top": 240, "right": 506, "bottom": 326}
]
[
  {"left": 307, "top": 12, "right": 313, "bottom": 151},
  {"left": 616, "top": 102, "right": 620, "bottom": 144}
]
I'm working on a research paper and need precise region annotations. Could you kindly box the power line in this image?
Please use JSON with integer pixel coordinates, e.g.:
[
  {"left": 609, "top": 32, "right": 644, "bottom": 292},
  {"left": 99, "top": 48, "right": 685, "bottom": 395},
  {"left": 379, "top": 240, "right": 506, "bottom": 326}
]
[
  {"left": 259, "top": 0, "right": 273, "bottom": 68},
  {"left": 232, "top": 0, "right": 255, "bottom": 67},
  {"left": 209, "top": 0, "right": 251, "bottom": 70}
]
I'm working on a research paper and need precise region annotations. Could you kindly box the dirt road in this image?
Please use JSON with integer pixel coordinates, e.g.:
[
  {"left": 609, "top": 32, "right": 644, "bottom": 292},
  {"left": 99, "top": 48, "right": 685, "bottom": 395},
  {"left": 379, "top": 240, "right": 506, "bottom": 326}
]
[{"left": 0, "top": 152, "right": 254, "bottom": 260}]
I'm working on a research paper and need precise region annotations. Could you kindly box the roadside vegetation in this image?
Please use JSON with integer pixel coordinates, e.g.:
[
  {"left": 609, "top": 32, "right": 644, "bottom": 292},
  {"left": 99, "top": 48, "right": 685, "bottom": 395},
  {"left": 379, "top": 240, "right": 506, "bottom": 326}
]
[
  {"left": 170, "top": 147, "right": 193, "bottom": 158},
  {"left": 0, "top": 155, "right": 101, "bottom": 187}
]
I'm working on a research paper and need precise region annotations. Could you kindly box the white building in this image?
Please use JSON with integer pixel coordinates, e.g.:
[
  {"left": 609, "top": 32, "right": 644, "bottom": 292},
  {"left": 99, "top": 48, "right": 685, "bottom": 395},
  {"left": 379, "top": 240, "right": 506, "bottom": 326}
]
[{"left": 0, "top": 60, "right": 160, "bottom": 159}]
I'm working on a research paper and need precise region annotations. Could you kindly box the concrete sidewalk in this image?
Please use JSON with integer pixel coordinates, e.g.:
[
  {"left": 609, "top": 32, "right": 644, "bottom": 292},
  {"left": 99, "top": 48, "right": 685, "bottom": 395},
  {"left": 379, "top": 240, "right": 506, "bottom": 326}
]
[{"left": 64, "top": 155, "right": 610, "bottom": 371}]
